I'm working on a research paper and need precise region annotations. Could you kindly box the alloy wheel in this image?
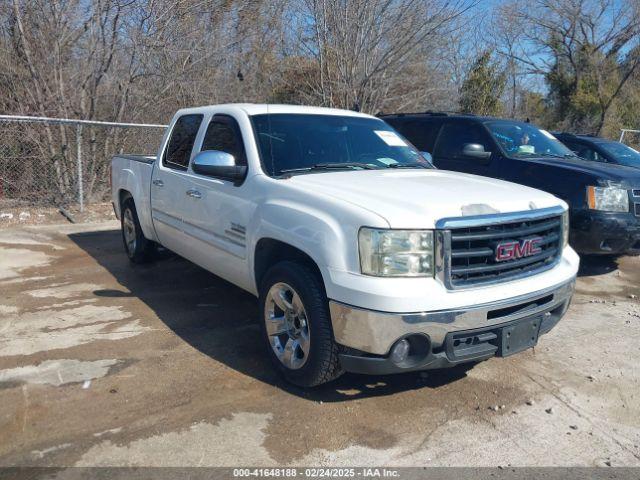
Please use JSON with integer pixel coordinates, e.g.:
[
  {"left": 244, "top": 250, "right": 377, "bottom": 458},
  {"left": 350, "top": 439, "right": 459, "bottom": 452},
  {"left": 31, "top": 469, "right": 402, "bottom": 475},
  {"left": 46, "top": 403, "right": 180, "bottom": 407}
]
[
  {"left": 264, "top": 282, "right": 311, "bottom": 370},
  {"left": 123, "top": 208, "right": 137, "bottom": 256}
]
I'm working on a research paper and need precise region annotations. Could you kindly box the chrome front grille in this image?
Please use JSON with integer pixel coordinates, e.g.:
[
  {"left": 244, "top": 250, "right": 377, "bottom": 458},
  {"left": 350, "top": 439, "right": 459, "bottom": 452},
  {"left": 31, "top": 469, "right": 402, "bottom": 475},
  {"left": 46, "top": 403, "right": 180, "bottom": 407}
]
[
  {"left": 634, "top": 190, "right": 640, "bottom": 217},
  {"left": 436, "top": 207, "right": 565, "bottom": 289}
]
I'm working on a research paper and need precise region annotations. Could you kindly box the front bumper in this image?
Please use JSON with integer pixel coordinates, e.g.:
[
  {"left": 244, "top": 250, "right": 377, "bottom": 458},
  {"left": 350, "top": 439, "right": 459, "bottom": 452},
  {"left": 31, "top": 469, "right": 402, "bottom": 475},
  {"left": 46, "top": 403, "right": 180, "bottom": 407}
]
[
  {"left": 570, "top": 210, "right": 640, "bottom": 255},
  {"left": 330, "top": 278, "right": 575, "bottom": 375}
]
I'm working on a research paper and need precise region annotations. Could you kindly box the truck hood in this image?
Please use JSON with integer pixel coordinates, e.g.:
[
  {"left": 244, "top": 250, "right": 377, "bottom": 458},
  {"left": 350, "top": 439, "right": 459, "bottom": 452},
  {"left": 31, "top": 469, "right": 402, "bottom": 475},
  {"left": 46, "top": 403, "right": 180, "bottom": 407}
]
[
  {"left": 288, "top": 169, "right": 564, "bottom": 228},
  {"left": 519, "top": 156, "right": 640, "bottom": 185}
]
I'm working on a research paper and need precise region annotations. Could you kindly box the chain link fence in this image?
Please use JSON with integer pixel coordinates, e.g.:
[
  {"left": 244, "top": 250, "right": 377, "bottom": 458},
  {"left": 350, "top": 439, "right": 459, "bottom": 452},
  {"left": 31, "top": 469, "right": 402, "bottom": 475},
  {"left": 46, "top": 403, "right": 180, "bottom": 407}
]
[{"left": 0, "top": 115, "right": 166, "bottom": 212}]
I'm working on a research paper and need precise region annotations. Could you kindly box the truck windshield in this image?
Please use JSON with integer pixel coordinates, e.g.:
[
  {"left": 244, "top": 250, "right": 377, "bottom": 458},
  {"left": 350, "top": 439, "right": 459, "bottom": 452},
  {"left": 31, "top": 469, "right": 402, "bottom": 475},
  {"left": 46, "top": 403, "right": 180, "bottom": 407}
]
[
  {"left": 251, "top": 114, "right": 431, "bottom": 177},
  {"left": 485, "top": 121, "right": 576, "bottom": 159},
  {"left": 599, "top": 141, "right": 640, "bottom": 168}
]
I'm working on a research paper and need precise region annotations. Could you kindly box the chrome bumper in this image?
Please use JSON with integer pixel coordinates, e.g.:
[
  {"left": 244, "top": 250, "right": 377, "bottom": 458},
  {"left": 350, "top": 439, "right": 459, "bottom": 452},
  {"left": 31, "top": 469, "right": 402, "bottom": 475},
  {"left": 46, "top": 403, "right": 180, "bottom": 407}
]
[{"left": 329, "top": 278, "right": 575, "bottom": 356}]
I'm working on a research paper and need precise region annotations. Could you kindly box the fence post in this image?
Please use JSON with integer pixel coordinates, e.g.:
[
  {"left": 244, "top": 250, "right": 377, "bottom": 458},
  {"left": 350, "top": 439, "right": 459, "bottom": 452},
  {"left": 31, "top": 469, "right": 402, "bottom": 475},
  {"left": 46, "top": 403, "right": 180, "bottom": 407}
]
[{"left": 76, "top": 124, "right": 84, "bottom": 212}]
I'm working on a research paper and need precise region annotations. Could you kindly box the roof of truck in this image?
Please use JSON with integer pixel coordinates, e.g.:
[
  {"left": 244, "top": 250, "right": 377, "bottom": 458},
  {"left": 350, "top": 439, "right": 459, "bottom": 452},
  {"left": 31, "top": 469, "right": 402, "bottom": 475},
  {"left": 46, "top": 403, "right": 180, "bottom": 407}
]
[
  {"left": 553, "top": 132, "right": 610, "bottom": 143},
  {"left": 174, "top": 103, "right": 374, "bottom": 119},
  {"left": 379, "top": 111, "right": 517, "bottom": 123}
]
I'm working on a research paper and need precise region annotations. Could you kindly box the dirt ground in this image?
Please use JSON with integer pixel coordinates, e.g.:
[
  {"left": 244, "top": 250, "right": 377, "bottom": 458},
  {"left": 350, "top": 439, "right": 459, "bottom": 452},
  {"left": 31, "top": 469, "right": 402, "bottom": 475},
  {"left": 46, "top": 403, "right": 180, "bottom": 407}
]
[
  {"left": 0, "top": 203, "right": 115, "bottom": 227},
  {"left": 0, "top": 221, "right": 639, "bottom": 467}
]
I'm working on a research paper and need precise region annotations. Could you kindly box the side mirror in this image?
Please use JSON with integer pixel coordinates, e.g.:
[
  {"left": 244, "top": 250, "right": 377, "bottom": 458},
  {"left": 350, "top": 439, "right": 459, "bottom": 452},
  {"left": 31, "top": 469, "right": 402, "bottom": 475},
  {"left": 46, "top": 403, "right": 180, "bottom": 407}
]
[
  {"left": 420, "top": 151, "right": 433, "bottom": 163},
  {"left": 192, "top": 150, "right": 247, "bottom": 184},
  {"left": 462, "top": 143, "right": 492, "bottom": 160}
]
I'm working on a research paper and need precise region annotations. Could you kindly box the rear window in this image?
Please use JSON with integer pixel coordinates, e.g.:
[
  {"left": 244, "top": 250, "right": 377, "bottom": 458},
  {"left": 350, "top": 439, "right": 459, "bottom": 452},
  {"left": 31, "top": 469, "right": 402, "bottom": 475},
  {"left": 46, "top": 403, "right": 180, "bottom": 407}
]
[
  {"left": 390, "top": 119, "right": 441, "bottom": 154},
  {"left": 163, "top": 114, "right": 203, "bottom": 170}
]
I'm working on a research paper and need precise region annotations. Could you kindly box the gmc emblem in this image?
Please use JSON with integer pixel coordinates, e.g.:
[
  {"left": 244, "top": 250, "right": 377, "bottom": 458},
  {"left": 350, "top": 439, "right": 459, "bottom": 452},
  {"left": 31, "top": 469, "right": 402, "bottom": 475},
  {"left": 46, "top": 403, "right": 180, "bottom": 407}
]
[{"left": 495, "top": 237, "right": 543, "bottom": 262}]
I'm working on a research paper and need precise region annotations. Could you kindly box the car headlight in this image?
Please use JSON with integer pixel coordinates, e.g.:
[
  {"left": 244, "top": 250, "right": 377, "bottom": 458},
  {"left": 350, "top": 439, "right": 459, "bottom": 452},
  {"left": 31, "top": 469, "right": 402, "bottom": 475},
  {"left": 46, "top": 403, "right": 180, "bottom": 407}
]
[
  {"left": 359, "top": 228, "right": 434, "bottom": 277},
  {"left": 561, "top": 210, "right": 569, "bottom": 248},
  {"left": 587, "top": 186, "right": 629, "bottom": 213}
]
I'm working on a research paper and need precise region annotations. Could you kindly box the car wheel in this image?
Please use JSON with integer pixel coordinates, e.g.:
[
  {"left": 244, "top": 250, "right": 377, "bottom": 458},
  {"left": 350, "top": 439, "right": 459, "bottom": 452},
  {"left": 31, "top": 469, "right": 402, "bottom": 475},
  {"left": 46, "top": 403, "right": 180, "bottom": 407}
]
[
  {"left": 259, "top": 261, "right": 343, "bottom": 387},
  {"left": 121, "top": 198, "right": 156, "bottom": 264}
]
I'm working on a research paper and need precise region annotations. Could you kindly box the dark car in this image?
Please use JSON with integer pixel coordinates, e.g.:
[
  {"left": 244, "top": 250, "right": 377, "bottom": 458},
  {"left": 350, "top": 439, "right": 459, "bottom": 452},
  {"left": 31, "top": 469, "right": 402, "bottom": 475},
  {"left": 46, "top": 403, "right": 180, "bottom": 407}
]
[
  {"left": 554, "top": 132, "right": 640, "bottom": 170},
  {"left": 381, "top": 112, "right": 640, "bottom": 256}
]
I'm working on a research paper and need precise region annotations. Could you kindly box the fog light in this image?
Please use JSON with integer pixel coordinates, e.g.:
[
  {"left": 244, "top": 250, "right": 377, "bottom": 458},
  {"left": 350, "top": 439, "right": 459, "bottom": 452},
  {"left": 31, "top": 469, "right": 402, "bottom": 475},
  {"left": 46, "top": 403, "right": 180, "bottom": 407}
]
[{"left": 390, "top": 339, "right": 410, "bottom": 364}]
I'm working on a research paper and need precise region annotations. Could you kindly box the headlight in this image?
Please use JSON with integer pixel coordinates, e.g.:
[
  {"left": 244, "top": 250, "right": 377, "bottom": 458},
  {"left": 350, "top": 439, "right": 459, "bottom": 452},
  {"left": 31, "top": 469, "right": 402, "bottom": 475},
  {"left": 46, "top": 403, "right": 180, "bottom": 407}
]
[
  {"left": 359, "top": 228, "right": 434, "bottom": 277},
  {"left": 587, "top": 186, "right": 629, "bottom": 212},
  {"left": 561, "top": 210, "right": 569, "bottom": 248}
]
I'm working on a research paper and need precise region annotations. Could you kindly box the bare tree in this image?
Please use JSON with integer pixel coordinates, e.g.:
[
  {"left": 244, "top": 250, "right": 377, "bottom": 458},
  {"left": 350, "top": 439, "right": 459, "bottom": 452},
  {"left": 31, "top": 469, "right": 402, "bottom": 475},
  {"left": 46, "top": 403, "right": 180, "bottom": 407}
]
[
  {"left": 290, "top": 0, "right": 477, "bottom": 113},
  {"left": 496, "top": 0, "right": 640, "bottom": 133},
  {"left": 0, "top": 0, "right": 288, "bottom": 202}
]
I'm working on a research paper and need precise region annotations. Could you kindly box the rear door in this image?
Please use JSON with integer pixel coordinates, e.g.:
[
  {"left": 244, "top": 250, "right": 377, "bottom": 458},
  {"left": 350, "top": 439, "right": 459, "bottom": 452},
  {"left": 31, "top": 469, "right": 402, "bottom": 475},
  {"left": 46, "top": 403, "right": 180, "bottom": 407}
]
[
  {"left": 150, "top": 113, "right": 203, "bottom": 252},
  {"left": 432, "top": 121, "right": 498, "bottom": 177},
  {"left": 388, "top": 118, "right": 442, "bottom": 160}
]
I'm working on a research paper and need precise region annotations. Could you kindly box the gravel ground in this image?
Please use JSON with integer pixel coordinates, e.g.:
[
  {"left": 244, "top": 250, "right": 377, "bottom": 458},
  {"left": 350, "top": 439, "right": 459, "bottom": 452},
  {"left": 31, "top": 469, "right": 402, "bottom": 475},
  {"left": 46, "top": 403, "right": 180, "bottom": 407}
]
[{"left": 0, "top": 221, "right": 639, "bottom": 467}]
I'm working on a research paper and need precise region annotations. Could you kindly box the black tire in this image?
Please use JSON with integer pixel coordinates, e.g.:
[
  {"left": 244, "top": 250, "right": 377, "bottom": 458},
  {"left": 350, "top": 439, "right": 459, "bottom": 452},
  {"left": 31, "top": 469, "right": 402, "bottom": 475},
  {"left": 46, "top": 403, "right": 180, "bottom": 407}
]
[
  {"left": 121, "top": 198, "right": 156, "bottom": 264},
  {"left": 259, "top": 261, "right": 343, "bottom": 387}
]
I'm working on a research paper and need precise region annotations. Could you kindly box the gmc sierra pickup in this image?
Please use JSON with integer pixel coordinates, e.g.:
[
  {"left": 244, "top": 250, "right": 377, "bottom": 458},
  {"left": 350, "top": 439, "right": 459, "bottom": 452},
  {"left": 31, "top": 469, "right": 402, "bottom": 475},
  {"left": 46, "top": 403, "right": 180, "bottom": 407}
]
[{"left": 111, "top": 104, "right": 579, "bottom": 387}]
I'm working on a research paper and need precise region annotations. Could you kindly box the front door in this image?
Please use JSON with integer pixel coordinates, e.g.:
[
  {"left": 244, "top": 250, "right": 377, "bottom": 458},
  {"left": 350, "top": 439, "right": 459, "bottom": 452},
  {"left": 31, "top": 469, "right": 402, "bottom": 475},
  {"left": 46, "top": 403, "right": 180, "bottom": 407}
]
[
  {"left": 180, "top": 114, "right": 254, "bottom": 290},
  {"left": 432, "top": 122, "right": 497, "bottom": 177}
]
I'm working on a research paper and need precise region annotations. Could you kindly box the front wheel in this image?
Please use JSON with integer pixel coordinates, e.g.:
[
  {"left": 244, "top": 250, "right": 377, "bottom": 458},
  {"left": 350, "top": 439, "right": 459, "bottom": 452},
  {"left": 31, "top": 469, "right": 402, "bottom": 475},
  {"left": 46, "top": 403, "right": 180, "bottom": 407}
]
[
  {"left": 259, "top": 261, "right": 343, "bottom": 387},
  {"left": 121, "top": 198, "right": 156, "bottom": 264}
]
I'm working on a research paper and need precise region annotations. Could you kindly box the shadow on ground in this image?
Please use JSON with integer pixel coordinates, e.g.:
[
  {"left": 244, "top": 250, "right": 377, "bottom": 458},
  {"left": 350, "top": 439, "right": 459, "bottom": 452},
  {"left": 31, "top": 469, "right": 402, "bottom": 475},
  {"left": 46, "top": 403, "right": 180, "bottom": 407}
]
[
  {"left": 578, "top": 255, "right": 620, "bottom": 277},
  {"left": 69, "top": 228, "right": 473, "bottom": 402}
]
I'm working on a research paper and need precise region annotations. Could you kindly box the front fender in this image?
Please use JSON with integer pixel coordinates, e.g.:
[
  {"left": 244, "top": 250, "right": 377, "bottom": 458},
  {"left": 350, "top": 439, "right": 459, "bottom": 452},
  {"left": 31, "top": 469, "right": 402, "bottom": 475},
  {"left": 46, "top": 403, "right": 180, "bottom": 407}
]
[{"left": 249, "top": 199, "right": 358, "bottom": 294}]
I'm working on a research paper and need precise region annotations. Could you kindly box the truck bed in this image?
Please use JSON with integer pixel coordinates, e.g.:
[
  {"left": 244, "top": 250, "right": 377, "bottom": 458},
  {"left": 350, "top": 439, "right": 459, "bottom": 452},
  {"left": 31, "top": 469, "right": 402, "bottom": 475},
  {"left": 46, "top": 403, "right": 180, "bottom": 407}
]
[
  {"left": 115, "top": 154, "right": 156, "bottom": 164},
  {"left": 111, "top": 154, "right": 158, "bottom": 242}
]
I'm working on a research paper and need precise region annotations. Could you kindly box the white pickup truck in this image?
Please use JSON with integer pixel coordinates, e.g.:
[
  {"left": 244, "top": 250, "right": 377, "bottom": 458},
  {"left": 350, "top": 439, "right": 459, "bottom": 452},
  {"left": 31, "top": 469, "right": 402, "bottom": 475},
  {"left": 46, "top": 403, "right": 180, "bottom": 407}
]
[{"left": 111, "top": 104, "right": 579, "bottom": 387}]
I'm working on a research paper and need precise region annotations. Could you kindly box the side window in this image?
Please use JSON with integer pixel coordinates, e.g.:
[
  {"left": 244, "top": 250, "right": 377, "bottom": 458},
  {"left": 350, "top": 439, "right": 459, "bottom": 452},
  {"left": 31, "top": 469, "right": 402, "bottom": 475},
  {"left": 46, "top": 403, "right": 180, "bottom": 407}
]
[
  {"left": 562, "top": 140, "right": 581, "bottom": 154},
  {"left": 200, "top": 116, "right": 247, "bottom": 166},
  {"left": 434, "top": 123, "right": 491, "bottom": 159},
  {"left": 564, "top": 141, "right": 604, "bottom": 162},
  {"left": 163, "top": 114, "right": 203, "bottom": 170},
  {"left": 580, "top": 145, "right": 603, "bottom": 162},
  {"left": 398, "top": 120, "right": 441, "bottom": 153}
]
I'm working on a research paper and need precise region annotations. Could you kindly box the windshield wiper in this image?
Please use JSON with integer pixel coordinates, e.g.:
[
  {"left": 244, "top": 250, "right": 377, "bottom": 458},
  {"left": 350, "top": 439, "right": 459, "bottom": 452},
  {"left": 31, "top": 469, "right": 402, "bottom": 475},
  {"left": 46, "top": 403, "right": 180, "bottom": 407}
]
[
  {"left": 518, "top": 152, "right": 565, "bottom": 159},
  {"left": 279, "top": 162, "right": 379, "bottom": 174},
  {"left": 540, "top": 152, "right": 582, "bottom": 160},
  {"left": 386, "top": 162, "right": 430, "bottom": 169}
]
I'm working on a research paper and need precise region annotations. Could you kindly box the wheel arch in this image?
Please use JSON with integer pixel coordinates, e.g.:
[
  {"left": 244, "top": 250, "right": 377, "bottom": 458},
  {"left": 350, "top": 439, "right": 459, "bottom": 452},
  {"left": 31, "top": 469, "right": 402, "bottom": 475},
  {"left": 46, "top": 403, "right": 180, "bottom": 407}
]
[
  {"left": 116, "top": 187, "right": 158, "bottom": 243},
  {"left": 254, "top": 238, "right": 325, "bottom": 294},
  {"left": 119, "top": 189, "right": 133, "bottom": 211}
]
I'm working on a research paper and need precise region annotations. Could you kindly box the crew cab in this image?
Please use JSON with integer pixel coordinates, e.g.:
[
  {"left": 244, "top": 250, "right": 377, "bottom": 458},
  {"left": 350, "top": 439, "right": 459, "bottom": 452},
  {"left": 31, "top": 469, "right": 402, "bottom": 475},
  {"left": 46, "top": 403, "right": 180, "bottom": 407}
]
[
  {"left": 382, "top": 112, "right": 640, "bottom": 256},
  {"left": 112, "top": 104, "right": 578, "bottom": 387}
]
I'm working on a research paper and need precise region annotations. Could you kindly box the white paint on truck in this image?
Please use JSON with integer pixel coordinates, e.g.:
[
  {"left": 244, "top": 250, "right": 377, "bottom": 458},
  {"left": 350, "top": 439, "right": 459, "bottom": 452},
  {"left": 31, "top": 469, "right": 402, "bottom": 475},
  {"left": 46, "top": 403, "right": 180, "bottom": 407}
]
[{"left": 111, "top": 103, "right": 579, "bottom": 386}]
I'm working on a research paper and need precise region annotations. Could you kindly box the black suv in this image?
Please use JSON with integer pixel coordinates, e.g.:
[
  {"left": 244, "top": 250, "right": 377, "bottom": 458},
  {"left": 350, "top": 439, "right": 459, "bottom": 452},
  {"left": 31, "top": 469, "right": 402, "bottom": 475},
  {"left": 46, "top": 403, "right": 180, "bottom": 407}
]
[
  {"left": 381, "top": 112, "right": 640, "bottom": 256},
  {"left": 554, "top": 132, "right": 640, "bottom": 170}
]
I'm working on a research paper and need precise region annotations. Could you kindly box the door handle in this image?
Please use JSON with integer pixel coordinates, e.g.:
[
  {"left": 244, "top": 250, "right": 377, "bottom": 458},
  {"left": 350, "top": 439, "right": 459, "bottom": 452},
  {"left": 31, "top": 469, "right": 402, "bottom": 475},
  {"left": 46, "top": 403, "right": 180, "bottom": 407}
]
[
  {"left": 186, "top": 189, "right": 202, "bottom": 199},
  {"left": 152, "top": 179, "right": 164, "bottom": 187}
]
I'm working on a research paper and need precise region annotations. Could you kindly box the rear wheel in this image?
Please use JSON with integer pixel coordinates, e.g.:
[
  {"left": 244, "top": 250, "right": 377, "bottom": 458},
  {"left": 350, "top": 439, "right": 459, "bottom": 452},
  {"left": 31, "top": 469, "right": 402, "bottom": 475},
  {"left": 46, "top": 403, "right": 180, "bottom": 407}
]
[
  {"left": 259, "top": 261, "right": 343, "bottom": 387},
  {"left": 121, "top": 198, "right": 156, "bottom": 263}
]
